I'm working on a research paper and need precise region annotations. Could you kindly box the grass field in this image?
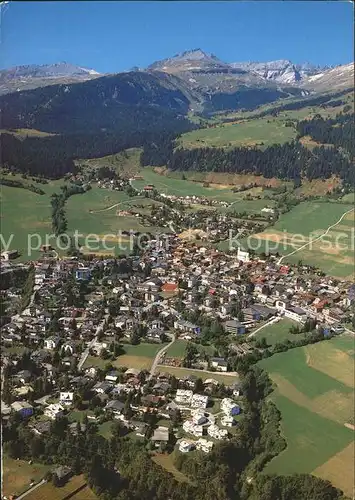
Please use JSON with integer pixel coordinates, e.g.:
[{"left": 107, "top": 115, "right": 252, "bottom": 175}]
[
  {"left": 2, "top": 457, "right": 51, "bottom": 498},
  {"left": 77, "top": 148, "right": 142, "bottom": 178},
  {"left": 152, "top": 453, "right": 191, "bottom": 483},
  {"left": 165, "top": 339, "right": 188, "bottom": 358},
  {"left": 179, "top": 116, "right": 297, "bottom": 150},
  {"left": 155, "top": 365, "right": 238, "bottom": 385},
  {"left": 25, "top": 474, "right": 98, "bottom": 500},
  {"left": 258, "top": 338, "right": 354, "bottom": 496},
  {"left": 0, "top": 180, "right": 64, "bottom": 260},
  {"left": 252, "top": 318, "right": 305, "bottom": 345},
  {"left": 132, "top": 168, "right": 242, "bottom": 203},
  {"left": 84, "top": 342, "right": 166, "bottom": 370},
  {"left": 66, "top": 186, "right": 167, "bottom": 255},
  {"left": 248, "top": 201, "right": 354, "bottom": 278}
]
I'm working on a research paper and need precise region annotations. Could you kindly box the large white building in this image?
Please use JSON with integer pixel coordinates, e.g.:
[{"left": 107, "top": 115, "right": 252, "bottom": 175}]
[
  {"left": 60, "top": 392, "right": 74, "bottom": 406},
  {"left": 221, "top": 398, "right": 240, "bottom": 416},
  {"left": 196, "top": 438, "right": 214, "bottom": 453},
  {"left": 175, "top": 389, "right": 193, "bottom": 405},
  {"left": 183, "top": 420, "right": 204, "bottom": 437},
  {"left": 191, "top": 394, "right": 209, "bottom": 409},
  {"left": 207, "top": 424, "right": 228, "bottom": 440},
  {"left": 44, "top": 403, "right": 65, "bottom": 420},
  {"left": 178, "top": 440, "right": 196, "bottom": 453}
]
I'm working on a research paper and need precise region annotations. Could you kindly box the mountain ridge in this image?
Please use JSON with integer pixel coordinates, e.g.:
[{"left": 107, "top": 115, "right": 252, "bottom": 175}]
[{"left": 0, "top": 50, "right": 352, "bottom": 97}]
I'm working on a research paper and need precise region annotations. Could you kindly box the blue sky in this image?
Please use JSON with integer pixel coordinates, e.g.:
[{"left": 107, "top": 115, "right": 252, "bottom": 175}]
[{"left": 1, "top": 2, "right": 353, "bottom": 71}]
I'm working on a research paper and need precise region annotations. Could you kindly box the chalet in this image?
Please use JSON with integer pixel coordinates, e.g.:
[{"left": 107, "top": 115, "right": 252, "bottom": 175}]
[
  {"left": 210, "top": 357, "right": 228, "bottom": 372},
  {"left": 60, "top": 392, "right": 74, "bottom": 406},
  {"left": 284, "top": 306, "right": 308, "bottom": 323},
  {"left": 93, "top": 381, "right": 112, "bottom": 394},
  {"left": 224, "top": 320, "right": 246, "bottom": 335},
  {"left": 151, "top": 426, "right": 169, "bottom": 447},
  {"left": 14, "top": 369, "right": 32, "bottom": 384},
  {"left": 105, "top": 399, "right": 125, "bottom": 415},
  {"left": 75, "top": 267, "right": 91, "bottom": 281},
  {"left": 44, "top": 336, "right": 60, "bottom": 350},
  {"left": 1, "top": 250, "right": 19, "bottom": 261},
  {"left": 174, "top": 319, "right": 200, "bottom": 335},
  {"left": 11, "top": 401, "right": 34, "bottom": 418},
  {"left": 44, "top": 403, "right": 65, "bottom": 420}
]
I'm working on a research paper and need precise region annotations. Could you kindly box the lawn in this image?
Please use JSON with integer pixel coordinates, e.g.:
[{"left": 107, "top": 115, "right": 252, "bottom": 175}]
[
  {"left": 155, "top": 365, "right": 238, "bottom": 385},
  {"left": 248, "top": 201, "right": 354, "bottom": 278},
  {"left": 25, "top": 474, "right": 98, "bottom": 500},
  {"left": 152, "top": 453, "right": 191, "bottom": 484},
  {"left": 179, "top": 116, "right": 297, "bottom": 150},
  {"left": 251, "top": 318, "right": 305, "bottom": 346},
  {"left": 83, "top": 343, "right": 166, "bottom": 370},
  {"left": 2, "top": 457, "right": 50, "bottom": 498},
  {"left": 258, "top": 341, "right": 355, "bottom": 495},
  {"left": 166, "top": 339, "right": 188, "bottom": 358},
  {"left": 98, "top": 420, "right": 114, "bottom": 439}
]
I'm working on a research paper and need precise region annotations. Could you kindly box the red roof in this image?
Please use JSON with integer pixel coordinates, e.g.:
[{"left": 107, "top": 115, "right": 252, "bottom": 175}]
[{"left": 162, "top": 282, "right": 178, "bottom": 292}]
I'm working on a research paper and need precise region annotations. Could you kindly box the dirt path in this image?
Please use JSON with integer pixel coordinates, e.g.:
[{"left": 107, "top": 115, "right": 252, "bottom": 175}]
[
  {"left": 277, "top": 208, "right": 355, "bottom": 265},
  {"left": 148, "top": 334, "right": 176, "bottom": 380}
]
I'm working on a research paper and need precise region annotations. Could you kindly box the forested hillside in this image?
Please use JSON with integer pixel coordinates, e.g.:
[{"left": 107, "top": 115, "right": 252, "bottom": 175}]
[{"left": 163, "top": 142, "right": 353, "bottom": 185}]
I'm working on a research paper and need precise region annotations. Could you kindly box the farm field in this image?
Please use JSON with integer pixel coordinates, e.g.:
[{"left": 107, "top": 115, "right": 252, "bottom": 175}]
[
  {"left": 179, "top": 117, "right": 297, "bottom": 149},
  {"left": 2, "top": 457, "right": 50, "bottom": 498},
  {"left": 248, "top": 201, "right": 354, "bottom": 278},
  {"left": 25, "top": 474, "right": 98, "bottom": 500},
  {"left": 252, "top": 318, "right": 305, "bottom": 345},
  {"left": 258, "top": 339, "right": 354, "bottom": 496}
]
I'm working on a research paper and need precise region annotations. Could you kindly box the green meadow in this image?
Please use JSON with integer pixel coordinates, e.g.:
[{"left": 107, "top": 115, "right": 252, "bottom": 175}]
[{"left": 258, "top": 339, "right": 354, "bottom": 495}]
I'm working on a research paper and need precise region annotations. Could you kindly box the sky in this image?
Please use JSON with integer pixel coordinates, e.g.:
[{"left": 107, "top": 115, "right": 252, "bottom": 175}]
[{"left": 1, "top": 2, "right": 353, "bottom": 72}]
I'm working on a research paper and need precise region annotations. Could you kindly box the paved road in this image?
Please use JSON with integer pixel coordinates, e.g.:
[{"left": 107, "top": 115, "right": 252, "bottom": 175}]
[
  {"left": 77, "top": 315, "right": 109, "bottom": 371},
  {"left": 148, "top": 334, "right": 176, "bottom": 380},
  {"left": 277, "top": 208, "right": 354, "bottom": 265},
  {"left": 247, "top": 315, "right": 279, "bottom": 339},
  {"left": 16, "top": 479, "right": 46, "bottom": 499}
]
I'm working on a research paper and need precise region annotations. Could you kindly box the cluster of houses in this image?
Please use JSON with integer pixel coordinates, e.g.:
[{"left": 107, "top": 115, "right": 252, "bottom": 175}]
[{"left": 1, "top": 231, "right": 354, "bottom": 460}]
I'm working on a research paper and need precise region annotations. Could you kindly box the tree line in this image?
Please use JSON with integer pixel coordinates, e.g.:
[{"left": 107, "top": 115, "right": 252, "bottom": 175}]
[
  {"left": 0, "top": 177, "right": 45, "bottom": 194},
  {"left": 165, "top": 141, "right": 354, "bottom": 185},
  {"left": 51, "top": 183, "right": 91, "bottom": 236},
  {"left": 296, "top": 113, "right": 354, "bottom": 156}
]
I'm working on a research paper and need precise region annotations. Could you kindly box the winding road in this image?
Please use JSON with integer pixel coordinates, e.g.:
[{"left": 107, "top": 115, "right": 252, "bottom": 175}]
[{"left": 277, "top": 208, "right": 354, "bottom": 265}]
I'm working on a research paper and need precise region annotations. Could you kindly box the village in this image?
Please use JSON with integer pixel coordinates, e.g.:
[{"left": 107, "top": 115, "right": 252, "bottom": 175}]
[{"left": 1, "top": 229, "right": 354, "bottom": 485}]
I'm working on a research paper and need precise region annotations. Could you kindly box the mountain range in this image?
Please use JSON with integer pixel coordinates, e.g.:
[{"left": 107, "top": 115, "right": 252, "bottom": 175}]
[
  {"left": 1, "top": 49, "right": 353, "bottom": 98},
  {"left": 0, "top": 49, "right": 353, "bottom": 140}
]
